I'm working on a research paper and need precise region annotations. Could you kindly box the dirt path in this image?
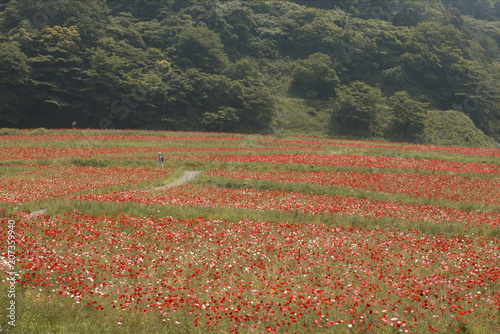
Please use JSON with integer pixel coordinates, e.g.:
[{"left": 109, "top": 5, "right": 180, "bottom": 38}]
[
  {"left": 29, "top": 209, "right": 47, "bottom": 217},
  {"left": 142, "top": 170, "right": 201, "bottom": 192},
  {"left": 28, "top": 171, "right": 202, "bottom": 217}
]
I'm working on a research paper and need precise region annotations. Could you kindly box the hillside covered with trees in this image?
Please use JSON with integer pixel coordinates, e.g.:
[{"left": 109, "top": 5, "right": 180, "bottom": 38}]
[{"left": 0, "top": 0, "right": 499, "bottom": 146}]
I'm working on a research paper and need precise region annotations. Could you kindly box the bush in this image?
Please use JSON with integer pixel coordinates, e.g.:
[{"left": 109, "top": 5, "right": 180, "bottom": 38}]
[
  {"left": 421, "top": 110, "right": 495, "bottom": 147},
  {"left": 69, "top": 158, "right": 108, "bottom": 167},
  {"left": 0, "top": 128, "right": 20, "bottom": 135},
  {"left": 29, "top": 128, "right": 49, "bottom": 135},
  {"left": 290, "top": 53, "right": 339, "bottom": 99}
]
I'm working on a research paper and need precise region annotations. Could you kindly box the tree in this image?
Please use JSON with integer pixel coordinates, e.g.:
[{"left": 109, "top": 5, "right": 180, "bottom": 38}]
[
  {"left": 390, "top": 1, "right": 443, "bottom": 27},
  {"left": 158, "top": 68, "right": 273, "bottom": 133},
  {"left": 460, "top": 66, "right": 500, "bottom": 139},
  {"left": 158, "top": 69, "right": 240, "bottom": 130},
  {"left": 495, "top": 1, "right": 500, "bottom": 19},
  {"left": 238, "top": 84, "right": 274, "bottom": 133},
  {"left": 225, "top": 58, "right": 262, "bottom": 82},
  {"left": 83, "top": 48, "right": 138, "bottom": 127},
  {"left": 0, "top": 42, "right": 29, "bottom": 126},
  {"left": 201, "top": 106, "right": 239, "bottom": 132},
  {"left": 0, "top": 0, "right": 497, "bottom": 141},
  {"left": 400, "top": 22, "right": 465, "bottom": 86},
  {"left": 223, "top": 6, "right": 257, "bottom": 54},
  {"left": 387, "top": 91, "right": 428, "bottom": 141},
  {"left": 23, "top": 25, "right": 87, "bottom": 127},
  {"left": 290, "top": 52, "right": 339, "bottom": 99},
  {"left": 400, "top": 21, "right": 468, "bottom": 109},
  {"left": 331, "top": 81, "right": 386, "bottom": 137},
  {"left": 26, "top": 24, "right": 81, "bottom": 58},
  {"left": 293, "top": 16, "right": 342, "bottom": 57},
  {"left": 444, "top": 7, "right": 464, "bottom": 30},
  {"left": 176, "top": 25, "right": 228, "bottom": 73},
  {"left": 1, "top": 0, "right": 110, "bottom": 44}
]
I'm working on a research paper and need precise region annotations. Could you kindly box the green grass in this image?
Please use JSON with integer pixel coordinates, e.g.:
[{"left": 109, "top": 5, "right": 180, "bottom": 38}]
[
  {"left": 1, "top": 129, "right": 500, "bottom": 333},
  {"left": 269, "top": 96, "right": 331, "bottom": 137},
  {"left": 422, "top": 109, "right": 496, "bottom": 148},
  {"left": 32, "top": 198, "right": 497, "bottom": 240},
  {"left": 192, "top": 174, "right": 499, "bottom": 212}
]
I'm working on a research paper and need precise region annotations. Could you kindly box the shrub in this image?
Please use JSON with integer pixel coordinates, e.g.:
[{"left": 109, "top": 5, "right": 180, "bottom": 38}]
[
  {"left": 421, "top": 110, "right": 495, "bottom": 147},
  {"left": 0, "top": 128, "right": 19, "bottom": 135},
  {"left": 69, "top": 158, "right": 108, "bottom": 167},
  {"left": 29, "top": 128, "right": 49, "bottom": 135}
]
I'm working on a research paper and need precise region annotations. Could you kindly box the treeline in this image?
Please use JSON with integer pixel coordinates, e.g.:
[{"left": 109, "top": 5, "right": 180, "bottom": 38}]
[{"left": 0, "top": 0, "right": 499, "bottom": 143}]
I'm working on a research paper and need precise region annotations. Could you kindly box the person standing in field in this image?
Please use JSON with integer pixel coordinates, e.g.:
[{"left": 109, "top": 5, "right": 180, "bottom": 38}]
[{"left": 158, "top": 152, "right": 163, "bottom": 168}]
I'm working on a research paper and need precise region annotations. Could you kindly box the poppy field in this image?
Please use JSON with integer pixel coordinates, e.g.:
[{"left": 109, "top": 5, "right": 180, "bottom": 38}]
[{"left": 1, "top": 129, "right": 500, "bottom": 334}]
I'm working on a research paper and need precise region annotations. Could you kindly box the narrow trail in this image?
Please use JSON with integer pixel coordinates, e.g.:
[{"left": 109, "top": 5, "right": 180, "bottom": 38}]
[
  {"left": 142, "top": 170, "right": 201, "bottom": 192},
  {"left": 28, "top": 170, "right": 202, "bottom": 217},
  {"left": 29, "top": 209, "right": 47, "bottom": 217}
]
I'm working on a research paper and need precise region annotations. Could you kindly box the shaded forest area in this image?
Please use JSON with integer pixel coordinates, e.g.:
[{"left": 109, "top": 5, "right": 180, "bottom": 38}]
[{"left": 0, "top": 0, "right": 499, "bottom": 145}]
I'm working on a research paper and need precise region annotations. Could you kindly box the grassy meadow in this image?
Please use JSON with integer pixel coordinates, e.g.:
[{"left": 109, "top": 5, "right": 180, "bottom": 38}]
[{"left": 1, "top": 128, "right": 499, "bottom": 334}]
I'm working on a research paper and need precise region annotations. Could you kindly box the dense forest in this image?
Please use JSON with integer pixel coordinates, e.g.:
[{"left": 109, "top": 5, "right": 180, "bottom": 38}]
[{"left": 1, "top": 1, "right": 499, "bottom": 145}]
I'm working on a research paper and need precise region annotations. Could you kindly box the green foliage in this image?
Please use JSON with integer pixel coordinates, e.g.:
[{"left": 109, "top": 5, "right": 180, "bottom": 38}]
[
  {"left": 158, "top": 68, "right": 273, "bottom": 133},
  {"left": 201, "top": 106, "right": 239, "bottom": 132},
  {"left": 0, "top": 128, "right": 20, "bottom": 136},
  {"left": 390, "top": 1, "right": 444, "bottom": 27},
  {"left": 422, "top": 109, "right": 495, "bottom": 147},
  {"left": 68, "top": 158, "right": 108, "bottom": 168},
  {"left": 0, "top": 42, "right": 29, "bottom": 126},
  {"left": 225, "top": 58, "right": 262, "bottom": 82},
  {"left": 387, "top": 91, "right": 428, "bottom": 141},
  {"left": 0, "top": 42, "right": 29, "bottom": 85},
  {"left": 400, "top": 21, "right": 467, "bottom": 108},
  {"left": 331, "top": 81, "right": 386, "bottom": 138},
  {"left": 402, "top": 22, "right": 464, "bottom": 73},
  {"left": 29, "top": 127, "right": 49, "bottom": 135},
  {"left": 454, "top": 61, "right": 500, "bottom": 139},
  {"left": 176, "top": 25, "right": 228, "bottom": 73},
  {"left": 0, "top": 0, "right": 498, "bottom": 145},
  {"left": 282, "top": 8, "right": 342, "bottom": 58},
  {"left": 268, "top": 96, "right": 330, "bottom": 137},
  {"left": 83, "top": 47, "right": 137, "bottom": 124},
  {"left": 34, "top": 25, "right": 81, "bottom": 53},
  {"left": 290, "top": 52, "right": 339, "bottom": 99}
]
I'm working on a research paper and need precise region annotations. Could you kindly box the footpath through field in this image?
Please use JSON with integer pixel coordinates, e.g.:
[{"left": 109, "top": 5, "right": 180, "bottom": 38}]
[
  {"left": 29, "top": 170, "right": 202, "bottom": 216},
  {"left": 143, "top": 170, "right": 201, "bottom": 191}
]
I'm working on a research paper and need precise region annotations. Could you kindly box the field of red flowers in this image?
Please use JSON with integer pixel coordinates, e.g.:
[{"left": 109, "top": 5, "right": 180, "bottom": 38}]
[
  {"left": 69, "top": 183, "right": 500, "bottom": 229},
  {"left": 1, "top": 129, "right": 499, "bottom": 334},
  {"left": 0, "top": 164, "right": 175, "bottom": 204},
  {"left": 204, "top": 168, "right": 500, "bottom": 206}
]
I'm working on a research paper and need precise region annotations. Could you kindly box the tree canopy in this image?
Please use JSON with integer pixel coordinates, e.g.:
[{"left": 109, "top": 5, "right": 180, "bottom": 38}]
[{"left": 0, "top": 0, "right": 499, "bottom": 143}]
